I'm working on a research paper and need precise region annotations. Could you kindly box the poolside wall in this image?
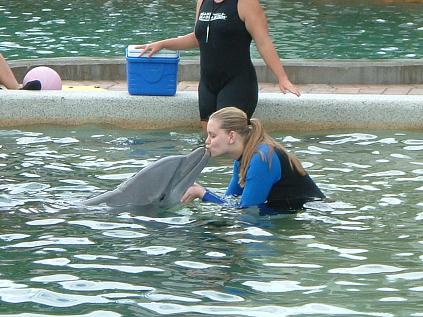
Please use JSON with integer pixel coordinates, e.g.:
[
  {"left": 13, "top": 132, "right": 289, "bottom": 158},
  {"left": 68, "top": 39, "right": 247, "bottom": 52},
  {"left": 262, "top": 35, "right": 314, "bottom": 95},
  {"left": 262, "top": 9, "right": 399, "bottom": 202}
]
[
  {"left": 8, "top": 57, "right": 423, "bottom": 84},
  {"left": 2, "top": 58, "right": 423, "bottom": 131}
]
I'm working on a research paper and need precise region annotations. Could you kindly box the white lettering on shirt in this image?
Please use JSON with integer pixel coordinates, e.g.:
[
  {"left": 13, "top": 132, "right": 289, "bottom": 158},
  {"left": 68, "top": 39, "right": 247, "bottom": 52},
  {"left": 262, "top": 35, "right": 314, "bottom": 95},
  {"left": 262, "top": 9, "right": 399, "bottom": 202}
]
[{"left": 199, "top": 12, "right": 227, "bottom": 22}]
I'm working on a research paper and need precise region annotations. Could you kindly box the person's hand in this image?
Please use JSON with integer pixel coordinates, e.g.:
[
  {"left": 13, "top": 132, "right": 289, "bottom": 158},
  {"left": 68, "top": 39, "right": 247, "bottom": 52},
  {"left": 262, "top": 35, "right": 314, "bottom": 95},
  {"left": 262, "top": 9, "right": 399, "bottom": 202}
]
[
  {"left": 279, "top": 78, "right": 301, "bottom": 97},
  {"left": 135, "top": 41, "right": 163, "bottom": 57},
  {"left": 181, "top": 183, "right": 206, "bottom": 204}
]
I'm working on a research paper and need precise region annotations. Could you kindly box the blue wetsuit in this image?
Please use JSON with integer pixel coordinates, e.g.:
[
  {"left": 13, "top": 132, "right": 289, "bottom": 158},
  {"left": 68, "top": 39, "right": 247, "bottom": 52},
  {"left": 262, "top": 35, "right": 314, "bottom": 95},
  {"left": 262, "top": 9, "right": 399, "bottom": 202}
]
[
  {"left": 194, "top": 0, "right": 258, "bottom": 121},
  {"left": 203, "top": 144, "right": 325, "bottom": 210}
]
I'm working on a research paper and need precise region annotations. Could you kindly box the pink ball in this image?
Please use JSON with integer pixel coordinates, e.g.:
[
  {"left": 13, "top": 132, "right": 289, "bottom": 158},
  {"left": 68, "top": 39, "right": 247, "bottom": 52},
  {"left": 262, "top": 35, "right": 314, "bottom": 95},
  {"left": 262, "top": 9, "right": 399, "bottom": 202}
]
[{"left": 23, "top": 66, "right": 62, "bottom": 90}]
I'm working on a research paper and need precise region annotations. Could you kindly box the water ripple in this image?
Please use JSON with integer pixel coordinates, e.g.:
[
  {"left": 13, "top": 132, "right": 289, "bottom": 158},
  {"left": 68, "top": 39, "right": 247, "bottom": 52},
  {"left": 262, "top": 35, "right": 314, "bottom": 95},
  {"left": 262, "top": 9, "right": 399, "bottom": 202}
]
[
  {"left": 121, "top": 214, "right": 194, "bottom": 225},
  {"left": 74, "top": 254, "right": 119, "bottom": 261},
  {"left": 146, "top": 293, "right": 201, "bottom": 302},
  {"left": 59, "top": 280, "right": 154, "bottom": 292},
  {"left": 0, "top": 234, "right": 30, "bottom": 241},
  {"left": 31, "top": 274, "right": 79, "bottom": 283},
  {"left": 125, "top": 246, "right": 177, "bottom": 255},
  {"left": 387, "top": 271, "right": 423, "bottom": 281},
  {"left": 0, "top": 311, "right": 121, "bottom": 317},
  {"left": 329, "top": 264, "right": 404, "bottom": 275},
  {"left": 26, "top": 219, "right": 65, "bottom": 226},
  {"left": 263, "top": 263, "right": 322, "bottom": 268},
  {"left": 16, "top": 136, "right": 52, "bottom": 145},
  {"left": 102, "top": 230, "right": 148, "bottom": 239},
  {"left": 7, "top": 182, "right": 50, "bottom": 195},
  {"left": 137, "top": 302, "right": 393, "bottom": 317},
  {"left": 192, "top": 290, "right": 244, "bottom": 302},
  {"left": 243, "top": 280, "right": 326, "bottom": 293},
  {"left": 69, "top": 220, "right": 146, "bottom": 230},
  {"left": 0, "top": 287, "right": 110, "bottom": 307},
  {"left": 379, "top": 297, "right": 407, "bottom": 302},
  {"left": 6, "top": 237, "right": 94, "bottom": 248},
  {"left": 34, "top": 257, "right": 164, "bottom": 273},
  {"left": 321, "top": 133, "right": 378, "bottom": 145},
  {"left": 225, "top": 227, "right": 273, "bottom": 237},
  {"left": 364, "top": 170, "right": 406, "bottom": 177},
  {"left": 175, "top": 261, "right": 220, "bottom": 269}
]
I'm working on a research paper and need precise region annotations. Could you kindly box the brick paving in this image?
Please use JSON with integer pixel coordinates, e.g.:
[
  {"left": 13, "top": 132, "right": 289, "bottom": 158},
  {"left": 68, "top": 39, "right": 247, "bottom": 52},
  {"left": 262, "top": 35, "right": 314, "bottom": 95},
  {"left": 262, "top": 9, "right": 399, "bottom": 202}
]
[{"left": 62, "top": 80, "right": 423, "bottom": 95}]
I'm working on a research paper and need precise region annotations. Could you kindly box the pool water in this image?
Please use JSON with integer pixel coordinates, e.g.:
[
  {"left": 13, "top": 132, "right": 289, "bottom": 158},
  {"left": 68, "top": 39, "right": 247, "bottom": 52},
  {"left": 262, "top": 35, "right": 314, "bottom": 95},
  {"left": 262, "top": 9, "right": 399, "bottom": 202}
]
[
  {"left": 0, "top": 126, "right": 422, "bottom": 316},
  {"left": 1, "top": 0, "right": 423, "bottom": 60}
]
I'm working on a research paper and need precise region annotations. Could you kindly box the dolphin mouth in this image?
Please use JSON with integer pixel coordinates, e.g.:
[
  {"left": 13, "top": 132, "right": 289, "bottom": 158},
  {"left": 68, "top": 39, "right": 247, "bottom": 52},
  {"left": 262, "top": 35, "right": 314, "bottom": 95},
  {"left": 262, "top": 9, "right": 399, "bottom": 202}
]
[
  {"left": 202, "top": 147, "right": 211, "bottom": 159},
  {"left": 190, "top": 146, "right": 210, "bottom": 161},
  {"left": 187, "top": 146, "right": 210, "bottom": 169}
]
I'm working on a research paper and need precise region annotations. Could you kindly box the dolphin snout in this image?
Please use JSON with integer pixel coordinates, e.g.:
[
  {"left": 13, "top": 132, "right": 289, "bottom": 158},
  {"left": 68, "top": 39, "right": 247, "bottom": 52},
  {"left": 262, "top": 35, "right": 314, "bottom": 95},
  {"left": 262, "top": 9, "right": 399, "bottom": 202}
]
[
  {"left": 184, "top": 147, "right": 210, "bottom": 170},
  {"left": 190, "top": 146, "right": 208, "bottom": 158},
  {"left": 203, "top": 148, "right": 211, "bottom": 158}
]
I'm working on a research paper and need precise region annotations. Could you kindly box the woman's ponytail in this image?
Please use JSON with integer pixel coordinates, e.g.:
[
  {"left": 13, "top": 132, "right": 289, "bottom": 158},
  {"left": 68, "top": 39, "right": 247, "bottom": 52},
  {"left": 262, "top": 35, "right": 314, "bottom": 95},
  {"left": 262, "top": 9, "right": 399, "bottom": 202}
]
[{"left": 209, "top": 107, "right": 306, "bottom": 187}]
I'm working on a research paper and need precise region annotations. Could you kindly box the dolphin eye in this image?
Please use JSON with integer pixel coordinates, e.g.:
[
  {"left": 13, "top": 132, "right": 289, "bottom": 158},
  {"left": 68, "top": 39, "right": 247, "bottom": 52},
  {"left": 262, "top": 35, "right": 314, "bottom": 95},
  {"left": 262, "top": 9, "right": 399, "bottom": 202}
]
[{"left": 159, "top": 193, "right": 166, "bottom": 201}]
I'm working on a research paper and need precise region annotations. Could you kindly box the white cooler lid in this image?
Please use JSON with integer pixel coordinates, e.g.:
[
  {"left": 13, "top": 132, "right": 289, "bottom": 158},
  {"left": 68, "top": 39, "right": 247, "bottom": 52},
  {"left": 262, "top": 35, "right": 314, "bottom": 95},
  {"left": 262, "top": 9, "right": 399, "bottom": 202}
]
[{"left": 127, "top": 45, "right": 179, "bottom": 58}]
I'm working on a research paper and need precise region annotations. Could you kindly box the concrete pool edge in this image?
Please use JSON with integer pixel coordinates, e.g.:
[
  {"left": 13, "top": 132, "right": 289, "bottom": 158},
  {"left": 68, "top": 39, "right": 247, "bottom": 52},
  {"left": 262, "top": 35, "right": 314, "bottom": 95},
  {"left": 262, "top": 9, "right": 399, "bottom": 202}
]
[
  {"left": 1, "top": 91, "right": 422, "bottom": 131},
  {"left": 8, "top": 57, "right": 423, "bottom": 84}
]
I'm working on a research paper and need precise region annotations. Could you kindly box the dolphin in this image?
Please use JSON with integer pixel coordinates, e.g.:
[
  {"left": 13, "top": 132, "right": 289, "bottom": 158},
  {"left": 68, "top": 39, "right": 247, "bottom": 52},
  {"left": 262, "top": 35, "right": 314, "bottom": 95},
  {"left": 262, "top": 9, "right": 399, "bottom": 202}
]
[{"left": 83, "top": 147, "right": 210, "bottom": 210}]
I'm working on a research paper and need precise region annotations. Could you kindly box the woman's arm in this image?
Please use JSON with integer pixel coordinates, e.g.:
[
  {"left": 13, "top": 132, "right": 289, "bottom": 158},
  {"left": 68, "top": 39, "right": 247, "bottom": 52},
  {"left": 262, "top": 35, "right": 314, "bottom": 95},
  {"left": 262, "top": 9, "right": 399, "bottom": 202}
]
[
  {"left": 0, "top": 53, "right": 20, "bottom": 89},
  {"left": 238, "top": 0, "right": 300, "bottom": 96},
  {"left": 181, "top": 160, "right": 242, "bottom": 206},
  {"left": 137, "top": 33, "right": 199, "bottom": 57},
  {"left": 182, "top": 149, "right": 281, "bottom": 208},
  {"left": 135, "top": 0, "right": 203, "bottom": 56},
  {"left": 239, "top": 150, "right": 281, "bottom": 207}
]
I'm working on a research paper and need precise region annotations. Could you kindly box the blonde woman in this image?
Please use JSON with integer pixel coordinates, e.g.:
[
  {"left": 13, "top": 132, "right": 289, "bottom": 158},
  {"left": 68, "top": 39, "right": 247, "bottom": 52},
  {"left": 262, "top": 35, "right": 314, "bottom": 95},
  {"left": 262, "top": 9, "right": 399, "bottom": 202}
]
[{"left": 181, "top": 107, "right": 325, "bottom": 210}]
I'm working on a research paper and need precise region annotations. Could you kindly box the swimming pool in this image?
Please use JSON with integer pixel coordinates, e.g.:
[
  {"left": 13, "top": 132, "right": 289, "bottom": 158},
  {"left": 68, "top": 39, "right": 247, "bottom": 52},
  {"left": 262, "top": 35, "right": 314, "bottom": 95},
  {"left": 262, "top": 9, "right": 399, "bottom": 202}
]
[
  {"left": 1, "top": 0, "right": 423, "bottom": 60},
  {"left": 0, "top": 126, "right": 422, "bottom": 316}
]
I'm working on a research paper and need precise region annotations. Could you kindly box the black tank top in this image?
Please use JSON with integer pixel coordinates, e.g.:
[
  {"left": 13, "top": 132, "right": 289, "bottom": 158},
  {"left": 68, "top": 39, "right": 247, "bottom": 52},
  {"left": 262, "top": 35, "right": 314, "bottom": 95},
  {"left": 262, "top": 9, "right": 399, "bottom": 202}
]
[
  {"left": 266, "top": 149, "right": 326, "bottom": 210},
  {"left": 194, "top": 0, "right": 254, "bottom": 89}
]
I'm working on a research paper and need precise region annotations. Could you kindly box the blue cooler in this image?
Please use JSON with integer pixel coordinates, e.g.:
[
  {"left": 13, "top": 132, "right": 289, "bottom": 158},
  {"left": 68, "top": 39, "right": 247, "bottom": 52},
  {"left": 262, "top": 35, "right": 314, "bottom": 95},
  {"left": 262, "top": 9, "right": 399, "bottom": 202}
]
[{"left": 126, "top": 45, "right": 179, "bottom": 96}]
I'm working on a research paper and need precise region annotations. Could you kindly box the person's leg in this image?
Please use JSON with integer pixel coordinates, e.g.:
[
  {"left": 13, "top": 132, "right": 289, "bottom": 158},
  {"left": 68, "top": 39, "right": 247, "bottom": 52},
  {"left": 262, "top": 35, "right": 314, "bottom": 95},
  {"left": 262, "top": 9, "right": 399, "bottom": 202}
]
[
  {"left": 198, "top": 79, "right": 218, "bottom": 136},
  {"left": 0, "top": 53, "right": 19, "bottom": 89},
  {"left": 216, "top": 67, "right": 258, "bottom": 119}
]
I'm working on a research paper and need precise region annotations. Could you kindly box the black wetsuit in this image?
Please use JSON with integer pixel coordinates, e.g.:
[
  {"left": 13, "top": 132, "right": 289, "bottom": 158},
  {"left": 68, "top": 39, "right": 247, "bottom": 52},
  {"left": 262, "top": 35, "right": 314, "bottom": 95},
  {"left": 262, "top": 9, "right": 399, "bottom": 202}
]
[
  {"left": 194, "top": 0, "right": 258, "bottom": 120},
  {"left": 265, "top": 149, "right": 326, "bottom": 211}
]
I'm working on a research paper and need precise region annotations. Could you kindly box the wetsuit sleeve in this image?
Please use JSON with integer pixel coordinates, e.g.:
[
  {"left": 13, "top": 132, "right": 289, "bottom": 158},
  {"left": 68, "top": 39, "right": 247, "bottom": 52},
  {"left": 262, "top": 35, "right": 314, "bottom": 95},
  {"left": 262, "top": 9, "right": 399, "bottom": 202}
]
[
  {"left": 239, "top": 151, "right": 281, "bottom": 208},
  {"left": 202, "top": 148, "right": 281, "bottom": 208},
  {"left": 202, "top": 190, "right": 226, "bottom": 204},
  {"left": 202, "top": 160, "right": 242, "bottom": 205}
]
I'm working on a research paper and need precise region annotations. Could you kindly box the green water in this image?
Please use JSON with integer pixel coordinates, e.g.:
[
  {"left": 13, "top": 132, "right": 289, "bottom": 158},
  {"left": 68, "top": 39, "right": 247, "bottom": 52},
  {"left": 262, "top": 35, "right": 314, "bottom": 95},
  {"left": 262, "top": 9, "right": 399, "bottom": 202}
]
[
  {"left": 0, "top": 126, "right": 422, "bottom": 316},
  {"left": 1, "top": 0, "right": 422, "bottom": 60}
]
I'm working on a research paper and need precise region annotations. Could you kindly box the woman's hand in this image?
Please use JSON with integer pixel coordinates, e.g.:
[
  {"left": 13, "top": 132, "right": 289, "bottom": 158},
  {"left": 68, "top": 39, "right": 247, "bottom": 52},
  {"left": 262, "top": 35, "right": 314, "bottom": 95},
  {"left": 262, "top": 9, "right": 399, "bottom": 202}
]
[
  {"left": 279, "top": 78, "right": 301, "bottom": 97},
  {"left": 181, "top": 183, "right": 206, "bottom": 203},
  {"left": 135, "top": 41, "right": 164, "bottom": 57}
]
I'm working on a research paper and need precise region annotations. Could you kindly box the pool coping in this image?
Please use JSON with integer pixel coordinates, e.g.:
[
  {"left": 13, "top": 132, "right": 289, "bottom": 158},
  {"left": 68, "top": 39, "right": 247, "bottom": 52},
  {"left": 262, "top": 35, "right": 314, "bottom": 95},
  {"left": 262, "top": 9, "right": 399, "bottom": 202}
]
[
  {"left": 2, "top": 58, "right": 423, "bottom": 131},
  {"left": 1, "top": 90, "right": 422, "bottom": 131}
]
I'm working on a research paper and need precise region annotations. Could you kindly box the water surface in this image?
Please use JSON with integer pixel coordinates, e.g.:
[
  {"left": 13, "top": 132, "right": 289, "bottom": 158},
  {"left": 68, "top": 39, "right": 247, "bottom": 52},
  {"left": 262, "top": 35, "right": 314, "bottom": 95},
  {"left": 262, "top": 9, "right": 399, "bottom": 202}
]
[
  {"left": 0, "top": 126, "right": 422, "bottom": 316},
  {"left": 1, "top": 0, "right": 422, "bottom": 60}
]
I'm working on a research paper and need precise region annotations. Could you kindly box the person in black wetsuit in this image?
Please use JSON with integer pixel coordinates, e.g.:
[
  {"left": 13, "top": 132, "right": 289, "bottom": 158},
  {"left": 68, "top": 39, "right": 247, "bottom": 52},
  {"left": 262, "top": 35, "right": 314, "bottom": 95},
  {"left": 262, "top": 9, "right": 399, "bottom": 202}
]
[{"left": 136, "top": 0, "right": 300, "bottom": 134}]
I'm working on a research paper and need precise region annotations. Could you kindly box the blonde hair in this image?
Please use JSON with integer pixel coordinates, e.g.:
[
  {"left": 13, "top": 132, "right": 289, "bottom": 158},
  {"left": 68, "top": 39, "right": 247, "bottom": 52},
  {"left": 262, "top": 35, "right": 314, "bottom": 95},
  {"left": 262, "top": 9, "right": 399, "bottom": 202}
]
[{"left": 209, "top": 107, "right": 306, "bottom": 186}]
